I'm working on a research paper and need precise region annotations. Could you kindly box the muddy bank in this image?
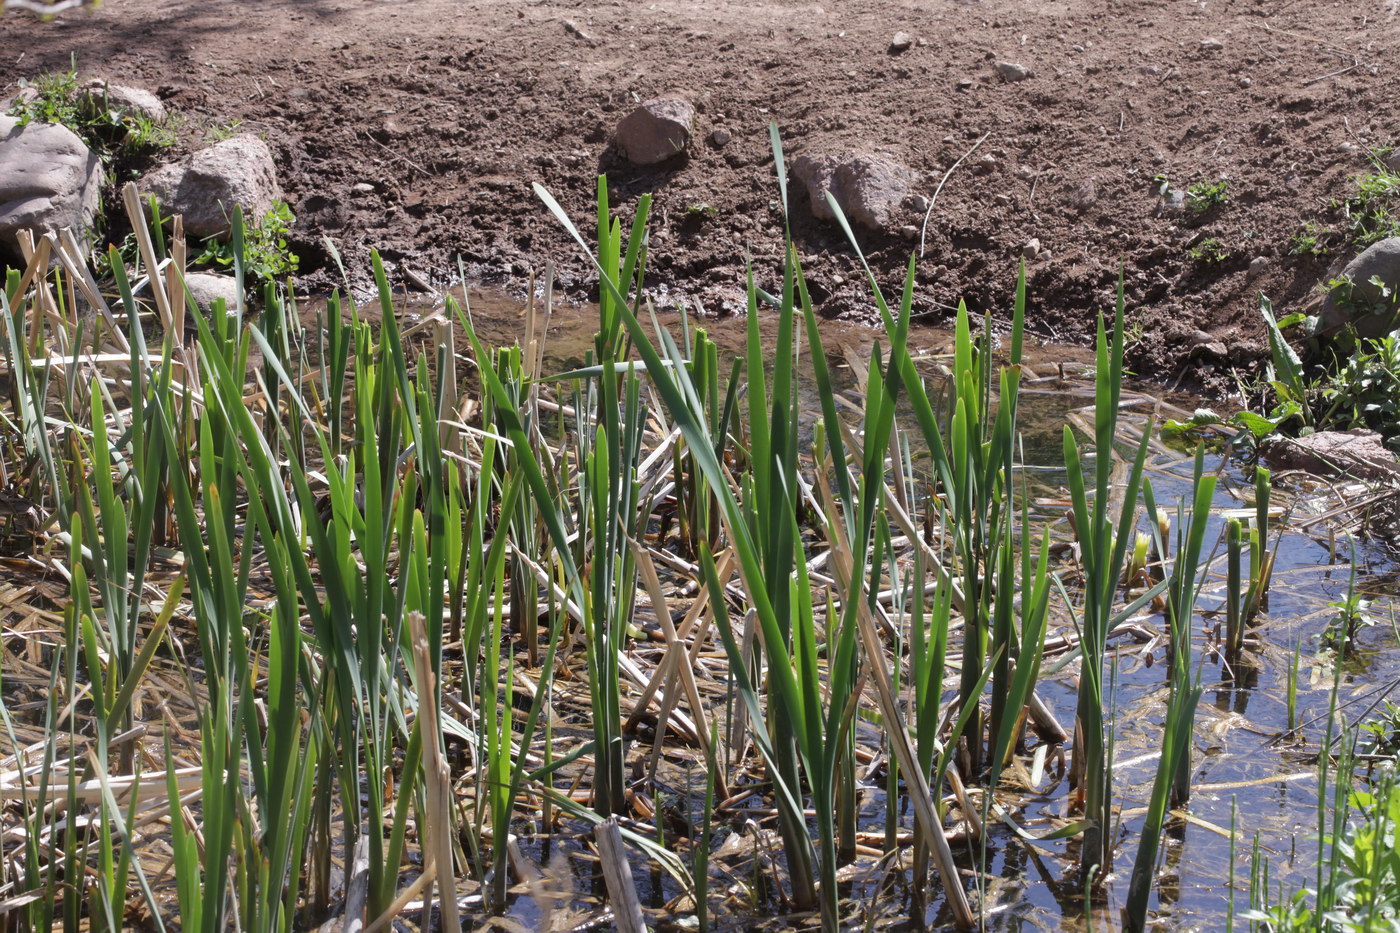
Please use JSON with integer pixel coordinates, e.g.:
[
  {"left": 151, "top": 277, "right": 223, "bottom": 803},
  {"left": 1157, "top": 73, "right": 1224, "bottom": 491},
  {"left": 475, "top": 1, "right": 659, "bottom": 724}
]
[{"left": 2, "top": 0, "right": 1397, "bottom": 382}]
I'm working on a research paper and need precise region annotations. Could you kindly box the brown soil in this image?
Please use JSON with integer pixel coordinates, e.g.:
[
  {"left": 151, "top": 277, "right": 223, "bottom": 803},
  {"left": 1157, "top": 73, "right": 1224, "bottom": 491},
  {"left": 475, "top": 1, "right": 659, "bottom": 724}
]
[{"left": 3, "top": 0, "right": 1397, "bottom": 381}]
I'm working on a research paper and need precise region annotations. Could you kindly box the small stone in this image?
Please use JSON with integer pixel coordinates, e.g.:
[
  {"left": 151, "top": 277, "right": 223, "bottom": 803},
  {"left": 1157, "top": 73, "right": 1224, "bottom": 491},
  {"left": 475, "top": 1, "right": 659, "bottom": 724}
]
[
  {"left": 1022, "top": 238, "right": 1041, "bottom": 259},
  {"left": 956, "top": 78, "right": 975, "bottom": 90},
  {"left": 79, "top": 79, "right": 167, "bottom": 123},
  {"left": 1160, "top": 189, "right": 1187, "bottom": 214},
  {"left": 972, "top": 153, "right": 998, "bottom": 176},
  {"left": 183, "top": 272, "right": 241, "bottom": 315},
  {"left": 1248, "top": 256, "right": 1268, "bottom": 277},
  {"left": 900, "top": 224, "right": 918, "bottom": 240},
  {"left": 1238, "top": 76, "right": 1252, "bottom": 88},
  {"left": 995, "top": 61, "right": 1033, "bottom": 82},
  {"left": 562, "top": 19, "right": 597, "bottom": 44},
  {"left": 351, "top": 182, "right": 375, "bottom": 195},
  {"left": 709, "top": 128, "right": 732, "bottom": 148},
  {"left": 790, "top": 151, "right": 912, "bottom": 232},
  {"left": 1015, "top": 165, "right": 1034, "bottom": 179},
  {"left": 889, "top": 32, "right": 914, "bottom": 54},
  {"left": 831, "top": 274, "right": 844, "bottom": 286},
  {"left": 614, "top": 97, "right": 695, "bottom": 166},
  {"left": 1037, "top": 249, "right": 1053, "bottom": 262},
  {"left": 995, "top": 193, "right": 1012, "bottom": 206},
  {"left": 911, "top": 194, "right": 931, "bottom": 213},
  {"left": 1200, "top": 37, "right": 1224, "bottom": 51}
]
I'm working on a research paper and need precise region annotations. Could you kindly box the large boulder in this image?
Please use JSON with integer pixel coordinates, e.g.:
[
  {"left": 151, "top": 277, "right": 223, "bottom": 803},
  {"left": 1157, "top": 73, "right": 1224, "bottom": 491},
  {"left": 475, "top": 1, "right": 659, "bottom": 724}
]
[
  {"left": 79, "top": 79, "right": 167, "bottom": 123},
  {"left": 614, "top": 97, "right": 695, "bottom": 166},
  {"left": 1262, "top": 429, "right": 1399, "bottom": 482},
  {"left": 1316, "top": 237, "right": 1400, "bottom": 338},
  {"left": 140, "top": 135, "right": 282, "bottom": 239},
  {"left": 0, "top": 113, "right": 103, "bottom": 256},
  {"left": 791, "top": 152, "right": 911, "bottom": 232}
]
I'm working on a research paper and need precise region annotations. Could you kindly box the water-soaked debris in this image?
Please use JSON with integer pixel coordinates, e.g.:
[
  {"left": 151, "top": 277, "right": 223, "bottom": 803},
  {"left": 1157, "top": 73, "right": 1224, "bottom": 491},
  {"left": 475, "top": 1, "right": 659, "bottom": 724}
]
[
  {"left": 614, "top": 97, "right": 695, "bottom": 166},
  {"left": 140, "top": 134, "right": 282, "bottom": 239},
  {"left": 0, "top": 113, "right": 102, "bottom": 256},
  {"left": 1263, "top": 429, "right": 1400, "bottom": 483},
  {"left": 1315, "top": 237, "right": 1400, "bottom": 338},
  {"left": 790, "top": 150, "right": 912, "bottom": 232}
]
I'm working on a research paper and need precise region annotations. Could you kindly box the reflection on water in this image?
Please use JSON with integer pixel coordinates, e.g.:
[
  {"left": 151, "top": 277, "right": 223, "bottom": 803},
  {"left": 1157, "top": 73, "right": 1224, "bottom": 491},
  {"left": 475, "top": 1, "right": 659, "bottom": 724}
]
[{"left": 320, "top": 288, "right": 1398, "bottom": 932}]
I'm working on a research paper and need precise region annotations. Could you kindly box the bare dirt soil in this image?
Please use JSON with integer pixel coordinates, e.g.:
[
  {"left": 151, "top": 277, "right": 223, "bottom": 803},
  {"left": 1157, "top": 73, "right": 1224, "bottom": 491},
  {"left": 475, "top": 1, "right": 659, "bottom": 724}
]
[{"left": 3, "top": 0, "right": 1398, "bottom": 380}]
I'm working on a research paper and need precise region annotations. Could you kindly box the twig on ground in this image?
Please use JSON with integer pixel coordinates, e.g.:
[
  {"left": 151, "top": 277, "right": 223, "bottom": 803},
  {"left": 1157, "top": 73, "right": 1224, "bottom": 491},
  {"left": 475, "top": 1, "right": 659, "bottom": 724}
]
[{"left": 918, "top": 130, "right": 991, "bottom": 258}]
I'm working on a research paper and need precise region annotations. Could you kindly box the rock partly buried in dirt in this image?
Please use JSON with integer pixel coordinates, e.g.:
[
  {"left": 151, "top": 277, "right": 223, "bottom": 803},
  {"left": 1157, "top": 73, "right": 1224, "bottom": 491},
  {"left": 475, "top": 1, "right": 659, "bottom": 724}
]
[
  {"left": 889, "top": 32, "right": 913, "bottom": 54},
  {"left": 1200, "top": 37, "right": 1225, "bottom": 52},
  {"left": 79, "top": 79, "right": 167, "bottom": 123},
  {"left": 614, "top": 97, "right": 695, "bottom": 166},
  {"left": 1316, "top": 237, "right": 1400, "bottom": 338},
  {"left": 995, "top": 61, "right": 1033, "bottom": 82},
  {"left": 140, "top": 135, "right": 282, "bottom": 239},
  {"left": 1263, "top": 429, "right": 1399, "bottom": 482},
  {"left": 709, "top": 128, "right": 731, "bottom": 148},
  {"left": 181, "top": 272, "right": 240, "bottom": 314},
  {"left": 0, "top": 114, "right": 103, "bottom": 256},
  {"left": 790, "top": 151, "right": 911, "bottom": 232}
]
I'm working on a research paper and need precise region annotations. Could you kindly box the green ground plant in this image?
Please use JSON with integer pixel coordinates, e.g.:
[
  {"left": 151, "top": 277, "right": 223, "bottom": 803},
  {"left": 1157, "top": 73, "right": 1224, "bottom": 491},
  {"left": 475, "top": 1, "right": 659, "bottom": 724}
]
[
  {"left": 1187, "top": 178, "right": 1230, "bottom": 214},
  {"left": 1188, "top": 237, "right": 1229, "bottom": 264},
  {"left": 7, "top": 62, "right": 175, "bottom": 166}
]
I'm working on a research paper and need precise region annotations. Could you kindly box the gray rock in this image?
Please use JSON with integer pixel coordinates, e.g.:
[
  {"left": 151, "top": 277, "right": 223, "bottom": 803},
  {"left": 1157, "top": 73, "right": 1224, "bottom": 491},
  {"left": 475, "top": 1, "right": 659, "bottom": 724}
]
[
  {"left": 614, "top": 97, "right": 695, "bottom": 166},
  {"left": 1022, "top": 238, "right": 1040, "bottom": 259},
  {"left": 899, "top": 224, "right": 918, "bottom": 240},
  {"left": 79, "top": 79, "right": 167, "bottom": 123},
  {"left": 0, "top": 114, "right": 103, "bottom": 256},
  {"left": 791, "top": 151, "right": 911, "bottom": 232},
  {"left": 995, "top": 61, "right": 1033, "bottom": 82},
  {"left": 1262, "top": 429, "right": 1398, "bottom": 482},
  {"left": 1200, "top": 37, "right": 1224, "bottom": 52},
  {"left": 1317, "top": 237, "right": 1400, "bottom": 338},
  {"left": 562, "top": 19, "right": 597, "bottom": 44},
  {"left": 1160, "top": 189, "right": 1188, "bottom": 214},
  {"left": 1248, "top": 256, "right": 1268, "bottom": 278},
  {"left": 889, "top": 32, "right": 914, "bottom": 54},
  {"left": 181, "top": 271, "right": 240, "bottom": 314},
  {"left": 709, "top": 127, "right": 732, "bottom": 148},
  {"left": 139, "top": 135, "right": 282, "bottom": 239}
]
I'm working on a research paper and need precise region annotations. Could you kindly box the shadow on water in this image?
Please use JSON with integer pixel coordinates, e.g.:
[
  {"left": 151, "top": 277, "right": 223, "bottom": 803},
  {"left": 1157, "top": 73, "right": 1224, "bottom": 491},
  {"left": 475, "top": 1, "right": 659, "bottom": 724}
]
[{"left": 312, "top": 287, "right": 1399, "bottom": 932}]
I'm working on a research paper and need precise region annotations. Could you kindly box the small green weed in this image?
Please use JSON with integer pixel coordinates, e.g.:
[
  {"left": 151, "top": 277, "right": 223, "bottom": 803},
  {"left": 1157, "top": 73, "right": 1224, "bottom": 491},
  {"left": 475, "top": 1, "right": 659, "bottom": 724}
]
[
  {"left": 1290, "top": 221, "right": 1331, "bottom": 257},
  {"left": 1322, "top": 589, "right": 1380, "bottom": 653},
  {"left": 7, "top": 63, "right": 175, "bottom": 166},
  {"left": 1334, "top": 158, "right": 1400, "bottom": 248},
  {"left": 192, "top": 200, "right": 299, "bottom": 284},
  {"left": 1188, "top": 237, "right": 1229, "bottom": 264},
  {"left": 1186, "top": 178, "right": 1230, "bottom": 214}
]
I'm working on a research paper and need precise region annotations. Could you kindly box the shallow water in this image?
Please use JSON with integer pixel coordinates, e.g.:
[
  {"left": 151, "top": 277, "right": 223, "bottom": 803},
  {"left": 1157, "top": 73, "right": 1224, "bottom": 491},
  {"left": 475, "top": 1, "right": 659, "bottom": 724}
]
[{"left": 324, "top": 287, "right": 1399, "bottom": 931}]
